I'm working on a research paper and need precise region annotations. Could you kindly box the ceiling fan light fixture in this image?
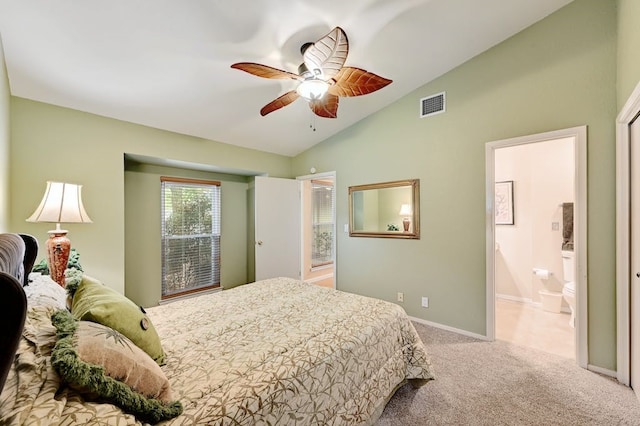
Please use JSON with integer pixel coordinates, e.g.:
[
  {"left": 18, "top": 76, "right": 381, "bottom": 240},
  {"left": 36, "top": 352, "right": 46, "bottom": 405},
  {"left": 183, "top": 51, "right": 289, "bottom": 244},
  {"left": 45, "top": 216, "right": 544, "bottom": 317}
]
[
  {"left": 296, "top": 78, "right": 329, "bottom": 101},
  {"left": 231, "top": 27, "right": 391, "bottom": 118}
]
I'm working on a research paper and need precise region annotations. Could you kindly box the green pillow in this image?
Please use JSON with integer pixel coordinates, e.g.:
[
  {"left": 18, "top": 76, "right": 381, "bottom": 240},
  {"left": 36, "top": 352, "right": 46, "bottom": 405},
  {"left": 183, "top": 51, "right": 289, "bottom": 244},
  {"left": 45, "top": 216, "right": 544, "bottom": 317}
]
[
  {"left": 70, "top": 275, "right": 166, "bottom": 365},
  {"left": 51, "top": 310, "right": 182, "bottom": 423}
]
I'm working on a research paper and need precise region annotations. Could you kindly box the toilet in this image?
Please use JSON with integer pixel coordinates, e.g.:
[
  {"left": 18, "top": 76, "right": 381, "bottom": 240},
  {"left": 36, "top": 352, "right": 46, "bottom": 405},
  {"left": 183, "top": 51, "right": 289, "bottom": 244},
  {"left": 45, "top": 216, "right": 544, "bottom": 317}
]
[{"left": 561, "top": 250, "right": 576, "bottom": 328}]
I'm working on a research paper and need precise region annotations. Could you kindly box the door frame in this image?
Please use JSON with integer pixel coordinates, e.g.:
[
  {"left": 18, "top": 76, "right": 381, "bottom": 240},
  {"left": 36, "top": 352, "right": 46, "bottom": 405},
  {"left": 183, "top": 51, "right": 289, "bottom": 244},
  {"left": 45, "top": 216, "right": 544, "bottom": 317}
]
[
  {"left": 296, "top": 171, "right": 337, "bottom": 288},
  {"left": 616, "top": 81, "right": 640, "bottom": 386},
  {"left": 485, "top": 126, "right": 588, "bottom": 368}
]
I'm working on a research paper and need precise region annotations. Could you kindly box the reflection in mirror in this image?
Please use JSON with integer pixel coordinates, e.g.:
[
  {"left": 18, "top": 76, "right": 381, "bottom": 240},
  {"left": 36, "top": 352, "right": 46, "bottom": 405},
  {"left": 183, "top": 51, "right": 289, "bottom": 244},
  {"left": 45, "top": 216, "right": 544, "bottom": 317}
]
[{"left": 349, "top": 179, "right": 420, "bottom": 239}]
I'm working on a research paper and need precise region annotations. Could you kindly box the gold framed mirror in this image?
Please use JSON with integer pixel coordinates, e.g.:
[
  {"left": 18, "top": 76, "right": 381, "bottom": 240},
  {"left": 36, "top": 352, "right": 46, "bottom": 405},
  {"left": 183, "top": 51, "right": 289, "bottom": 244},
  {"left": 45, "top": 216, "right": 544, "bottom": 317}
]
[{"left": 348, "top": 179, "right": 420, "bottom": 239}]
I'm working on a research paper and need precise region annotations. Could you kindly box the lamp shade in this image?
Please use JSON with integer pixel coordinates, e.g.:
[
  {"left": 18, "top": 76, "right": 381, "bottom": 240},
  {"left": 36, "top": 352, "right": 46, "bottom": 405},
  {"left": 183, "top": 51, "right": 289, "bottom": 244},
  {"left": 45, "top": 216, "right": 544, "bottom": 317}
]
[
  {"left": 399, "top": 204, "right": 412, "bottom": 216},
  {"left": 26, "top": 181, "right": 93, "bottom": 224}
]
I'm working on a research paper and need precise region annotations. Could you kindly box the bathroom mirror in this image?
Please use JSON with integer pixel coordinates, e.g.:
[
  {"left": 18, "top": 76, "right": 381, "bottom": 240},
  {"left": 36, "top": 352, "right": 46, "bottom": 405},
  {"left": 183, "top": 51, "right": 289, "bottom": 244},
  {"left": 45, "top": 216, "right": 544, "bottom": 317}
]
[{"left": 349, "top": 179, "right": 420, "bottom": 239}]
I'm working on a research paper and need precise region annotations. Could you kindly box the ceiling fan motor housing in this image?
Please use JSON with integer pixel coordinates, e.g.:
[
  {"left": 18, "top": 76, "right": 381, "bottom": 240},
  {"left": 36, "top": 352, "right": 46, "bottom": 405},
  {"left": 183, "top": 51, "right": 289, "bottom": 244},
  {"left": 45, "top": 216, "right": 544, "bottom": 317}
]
[{"left": 297, "top": 62, "right": 322, "bottom": 79}]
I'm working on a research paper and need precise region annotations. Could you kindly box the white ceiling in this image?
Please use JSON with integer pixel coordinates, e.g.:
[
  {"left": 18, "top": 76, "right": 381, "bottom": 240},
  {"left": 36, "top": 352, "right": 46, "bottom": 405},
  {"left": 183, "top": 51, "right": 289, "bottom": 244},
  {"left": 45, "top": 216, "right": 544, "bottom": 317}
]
[{"left": 0, "top": 0, "right": 573, "bottom": 157}]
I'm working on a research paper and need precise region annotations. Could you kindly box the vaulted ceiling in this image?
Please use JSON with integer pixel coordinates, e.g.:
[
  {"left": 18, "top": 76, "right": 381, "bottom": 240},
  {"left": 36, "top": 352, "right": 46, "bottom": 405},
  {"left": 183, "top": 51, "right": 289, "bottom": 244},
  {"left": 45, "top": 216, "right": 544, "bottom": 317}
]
[{"left": 0, "top": 0, "right": 574, "bottom": 156}]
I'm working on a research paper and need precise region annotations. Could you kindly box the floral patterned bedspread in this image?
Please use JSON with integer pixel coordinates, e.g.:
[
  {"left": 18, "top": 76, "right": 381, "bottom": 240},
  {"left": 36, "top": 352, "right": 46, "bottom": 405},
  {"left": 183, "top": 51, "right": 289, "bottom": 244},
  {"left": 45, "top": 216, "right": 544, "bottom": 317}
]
[{"left": 0, "top": 277, "right": 433, "bottom": 425}]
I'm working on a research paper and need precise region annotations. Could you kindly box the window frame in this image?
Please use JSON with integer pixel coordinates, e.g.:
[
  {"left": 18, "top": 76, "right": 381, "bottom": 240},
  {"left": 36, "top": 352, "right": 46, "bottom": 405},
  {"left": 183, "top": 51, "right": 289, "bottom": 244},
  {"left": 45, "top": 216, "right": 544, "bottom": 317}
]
[{"left": 160, "top": 176, "right": 221, "bottom": 300}]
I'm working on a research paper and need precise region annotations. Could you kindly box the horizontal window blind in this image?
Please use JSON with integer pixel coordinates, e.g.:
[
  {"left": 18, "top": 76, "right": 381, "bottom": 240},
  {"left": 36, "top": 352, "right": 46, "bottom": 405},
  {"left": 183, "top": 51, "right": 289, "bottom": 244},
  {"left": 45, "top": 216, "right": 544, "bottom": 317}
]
[
  {"left": 311, "top": 180, "right": 334, "bottom": 268},
  {"left": 161, "top": 177, "right": 220, "bottom": 299}
]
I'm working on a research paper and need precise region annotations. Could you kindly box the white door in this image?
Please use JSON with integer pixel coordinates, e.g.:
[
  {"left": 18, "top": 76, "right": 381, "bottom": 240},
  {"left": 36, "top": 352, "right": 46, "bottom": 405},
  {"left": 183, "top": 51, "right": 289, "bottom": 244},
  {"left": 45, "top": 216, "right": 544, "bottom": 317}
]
[
  {"left": 631, "top": 116, "right": 640, "bottom": 398},
  {"left": 254, "top": 176, "right": 301, "bottom": 281}
]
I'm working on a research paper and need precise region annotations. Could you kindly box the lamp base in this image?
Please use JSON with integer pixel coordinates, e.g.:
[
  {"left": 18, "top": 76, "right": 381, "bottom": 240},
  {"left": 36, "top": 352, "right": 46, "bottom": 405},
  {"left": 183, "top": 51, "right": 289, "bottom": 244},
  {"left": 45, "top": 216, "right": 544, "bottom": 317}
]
[
  {"left": 403, "top": 217, "right": 410, "bottom": 232},
  {"left": 46, "top": 229, "right": 71, "bottom": 287}
]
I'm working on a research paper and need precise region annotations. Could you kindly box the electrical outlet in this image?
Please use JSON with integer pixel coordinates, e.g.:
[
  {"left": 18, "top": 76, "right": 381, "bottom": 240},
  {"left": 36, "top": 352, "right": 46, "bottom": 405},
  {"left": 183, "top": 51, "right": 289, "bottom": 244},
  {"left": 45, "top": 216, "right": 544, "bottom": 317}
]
[
  {"left": 551, "top": 222, "right": 560, "bottom": 231},
  {"left": 422, "top": 297, "right": 429, "bottom": 308},
  {"left": 397, "top": 292, "right": 404, "bottom": 302}
]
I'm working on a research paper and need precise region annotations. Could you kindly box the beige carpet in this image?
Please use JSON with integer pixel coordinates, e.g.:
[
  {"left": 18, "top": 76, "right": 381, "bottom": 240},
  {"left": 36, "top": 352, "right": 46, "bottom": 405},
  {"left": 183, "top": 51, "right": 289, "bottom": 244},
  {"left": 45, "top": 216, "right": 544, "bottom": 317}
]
[{"left": 376, "top": 322, "right": 640, "bottom": 425}]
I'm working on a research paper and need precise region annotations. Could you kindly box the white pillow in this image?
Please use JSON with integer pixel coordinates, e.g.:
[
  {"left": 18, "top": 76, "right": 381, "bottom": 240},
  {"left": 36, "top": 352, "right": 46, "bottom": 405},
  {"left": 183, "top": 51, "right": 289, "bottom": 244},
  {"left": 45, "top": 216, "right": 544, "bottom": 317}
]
[{"left": 24, "top": 273, "right": 68, "bottom": 310}]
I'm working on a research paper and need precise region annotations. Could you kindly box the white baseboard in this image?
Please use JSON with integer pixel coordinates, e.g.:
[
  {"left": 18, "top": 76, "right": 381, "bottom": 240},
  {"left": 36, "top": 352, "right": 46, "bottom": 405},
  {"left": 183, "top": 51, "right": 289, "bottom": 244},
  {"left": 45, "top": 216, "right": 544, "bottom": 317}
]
[
  {"left": 409, "top": 316, "right": 490, "bottom": 341},
  {"left": 496, "top": 292, "right": 572, "bottom": 314},
  {"left": 496, "top": 293, "right": 536, "bottom": 305},
  {"left": 587, "top": 364, "right": 617, "bottom": 379}
]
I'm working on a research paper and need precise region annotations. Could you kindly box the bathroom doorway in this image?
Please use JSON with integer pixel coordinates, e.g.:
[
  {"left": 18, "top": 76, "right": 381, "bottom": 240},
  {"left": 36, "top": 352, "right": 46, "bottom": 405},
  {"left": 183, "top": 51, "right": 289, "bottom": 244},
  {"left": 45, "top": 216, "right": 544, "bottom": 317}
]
[{"left": 485, "top": 126, "right": 587, "bottom": 367}]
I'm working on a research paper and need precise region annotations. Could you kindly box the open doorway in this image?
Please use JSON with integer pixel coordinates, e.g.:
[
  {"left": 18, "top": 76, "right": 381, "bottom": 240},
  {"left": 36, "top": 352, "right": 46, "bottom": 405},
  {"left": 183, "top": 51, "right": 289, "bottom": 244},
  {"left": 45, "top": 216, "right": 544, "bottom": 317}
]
[
  {"left": 297, "top": 172, "right": 336, "bottom": 288},
  {"left": 493, "top": 138, "right": 575, "bottom": 359},
  {"left": 486, "top": 126, "right": 587, "bottom": 368}
]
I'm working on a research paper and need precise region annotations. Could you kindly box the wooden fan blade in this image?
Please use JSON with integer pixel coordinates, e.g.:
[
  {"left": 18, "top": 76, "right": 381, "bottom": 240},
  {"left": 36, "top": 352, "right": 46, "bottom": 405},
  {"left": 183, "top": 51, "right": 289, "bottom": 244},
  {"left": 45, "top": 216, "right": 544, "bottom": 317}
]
[
  {"left": 309, "top": 94, "right": 339, "bottom": 119},
  {"left": 260, "top": 91, "right": 300, "bottom": 116},
  {"left": 328, "top": 67, "right": 392, "bottom": 97},
  {"left": 303, "top": 27, "right": 348, "bottom": 79},
  {"left": 231, "top": 62, "right": 301, "bottom": 80}
]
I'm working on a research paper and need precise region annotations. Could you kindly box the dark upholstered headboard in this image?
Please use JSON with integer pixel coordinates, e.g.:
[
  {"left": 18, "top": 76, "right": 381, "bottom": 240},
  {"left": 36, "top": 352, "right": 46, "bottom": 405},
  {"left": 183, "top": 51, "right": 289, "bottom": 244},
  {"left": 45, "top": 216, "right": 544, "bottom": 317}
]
[
  {"left": 20, "top": 234, "right": 38, "bottom": 287},
  {"left": 0, "top": 233, "right": 38, "bottom": 394}
]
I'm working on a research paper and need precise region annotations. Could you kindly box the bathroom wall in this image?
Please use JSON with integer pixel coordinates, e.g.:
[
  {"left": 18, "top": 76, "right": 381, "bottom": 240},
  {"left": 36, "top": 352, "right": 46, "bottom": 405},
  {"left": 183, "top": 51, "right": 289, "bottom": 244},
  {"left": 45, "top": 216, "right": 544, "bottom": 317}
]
[{"left": 495, "top": 137, "right": 575, "bottom": 304}]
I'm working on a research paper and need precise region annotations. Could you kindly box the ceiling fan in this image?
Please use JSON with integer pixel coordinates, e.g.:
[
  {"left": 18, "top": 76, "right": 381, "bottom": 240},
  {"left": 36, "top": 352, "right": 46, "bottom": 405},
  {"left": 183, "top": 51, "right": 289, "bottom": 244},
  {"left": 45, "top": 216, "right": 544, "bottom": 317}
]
[{"left": 231, "top": 26, "right": 392, "bottom": 119}]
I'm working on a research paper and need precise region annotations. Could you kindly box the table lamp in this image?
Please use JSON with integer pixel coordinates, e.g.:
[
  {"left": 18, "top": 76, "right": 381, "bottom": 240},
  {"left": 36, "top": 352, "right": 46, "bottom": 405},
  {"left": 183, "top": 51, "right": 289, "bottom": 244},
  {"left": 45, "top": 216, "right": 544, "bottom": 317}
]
[
  {"left": 26, "top": 181, "right": 92, "bottom": 287},
  {"left": 399, "top": 203, "right": 412, "bottom": 232}
]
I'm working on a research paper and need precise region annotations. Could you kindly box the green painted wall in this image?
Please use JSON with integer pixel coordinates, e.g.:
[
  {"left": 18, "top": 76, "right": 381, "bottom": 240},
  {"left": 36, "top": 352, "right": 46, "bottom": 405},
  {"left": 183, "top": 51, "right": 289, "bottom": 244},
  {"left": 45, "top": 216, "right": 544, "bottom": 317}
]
[
  {"left": 246, "top": 182, "right": 256, "bottom": 283},
  {"left": 9, "top": 98, "right": 292, "bottom": 296},
  {"left": 6, "top": 0, "right": 629, "bottom": 371},
  {"left": 124, "top": 162, "right": 251, "bottom": 307},
  {"left": 292, "top": 0, "right": 618, "bottom": 369},
  {"left": 617, "top": 0, "right": 640, "bottom": 108},
  {"left": 0, "top": 36, "right": 9, "bottom": 232}
]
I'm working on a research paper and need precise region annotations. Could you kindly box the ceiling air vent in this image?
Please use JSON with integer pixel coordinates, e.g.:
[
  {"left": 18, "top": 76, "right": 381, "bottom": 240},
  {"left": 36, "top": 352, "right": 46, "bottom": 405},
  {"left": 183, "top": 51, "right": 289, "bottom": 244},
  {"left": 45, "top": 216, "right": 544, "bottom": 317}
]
[{"left": 420, "top": 92, "right": 446, "bottom": 118}]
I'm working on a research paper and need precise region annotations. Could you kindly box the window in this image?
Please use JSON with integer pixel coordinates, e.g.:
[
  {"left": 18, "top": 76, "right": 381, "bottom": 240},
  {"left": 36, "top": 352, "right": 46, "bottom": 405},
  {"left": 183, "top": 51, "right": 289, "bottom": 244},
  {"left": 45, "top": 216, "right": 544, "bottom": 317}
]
[
  {"left": 311, "top": 180, "right": 334, "bottom": 268},
  {"left": 161, "top": 177, "right": 220, "bottom": 299}
]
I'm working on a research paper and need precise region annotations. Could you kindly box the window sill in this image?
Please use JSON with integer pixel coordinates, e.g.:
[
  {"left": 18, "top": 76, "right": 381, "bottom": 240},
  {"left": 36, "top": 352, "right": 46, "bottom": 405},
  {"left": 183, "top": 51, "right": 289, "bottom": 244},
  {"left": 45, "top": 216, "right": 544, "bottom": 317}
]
[{"left": 158, "top": 286, "right": 222, "bottom": 305}]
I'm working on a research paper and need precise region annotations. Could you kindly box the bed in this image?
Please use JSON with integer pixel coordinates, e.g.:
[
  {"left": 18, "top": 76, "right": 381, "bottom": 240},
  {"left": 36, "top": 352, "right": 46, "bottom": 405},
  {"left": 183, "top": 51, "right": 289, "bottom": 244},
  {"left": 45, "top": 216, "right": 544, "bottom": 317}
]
[{"left": 0, "top": 234, "right": 434, "bottom": 425}]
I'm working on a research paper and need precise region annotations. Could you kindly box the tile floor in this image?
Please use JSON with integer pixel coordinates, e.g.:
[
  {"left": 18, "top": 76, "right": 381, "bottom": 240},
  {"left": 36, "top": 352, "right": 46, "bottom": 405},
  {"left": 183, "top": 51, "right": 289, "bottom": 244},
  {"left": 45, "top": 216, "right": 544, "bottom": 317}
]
[{"left": 495, "top": 298, "right": 575, "bottom": 359}]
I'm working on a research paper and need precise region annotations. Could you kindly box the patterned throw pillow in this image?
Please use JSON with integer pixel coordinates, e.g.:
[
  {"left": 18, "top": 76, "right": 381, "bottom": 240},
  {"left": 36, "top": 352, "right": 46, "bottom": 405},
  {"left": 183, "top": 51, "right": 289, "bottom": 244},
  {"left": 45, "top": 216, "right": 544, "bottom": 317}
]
[
  {"left": 50, "top": 309, "right": 182, "bottom": 423},
  {"left": 68, "top": 275, "right": 166, "bottom": 365}
]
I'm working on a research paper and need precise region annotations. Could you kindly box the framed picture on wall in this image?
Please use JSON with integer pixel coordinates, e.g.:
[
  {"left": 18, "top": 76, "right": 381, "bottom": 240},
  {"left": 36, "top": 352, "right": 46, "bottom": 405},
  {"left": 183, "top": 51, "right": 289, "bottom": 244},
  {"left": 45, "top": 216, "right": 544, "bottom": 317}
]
[{"left": 495, "top": 181, "right": 514, "bottom": 225}]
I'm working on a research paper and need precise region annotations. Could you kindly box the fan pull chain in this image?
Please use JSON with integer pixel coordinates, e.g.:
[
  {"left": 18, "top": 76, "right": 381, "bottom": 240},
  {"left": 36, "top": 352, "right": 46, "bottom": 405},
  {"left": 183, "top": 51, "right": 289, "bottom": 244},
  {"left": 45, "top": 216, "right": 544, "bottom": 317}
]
[{"left": 309, "top": 111, "right": 317, "bottom": 132}]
